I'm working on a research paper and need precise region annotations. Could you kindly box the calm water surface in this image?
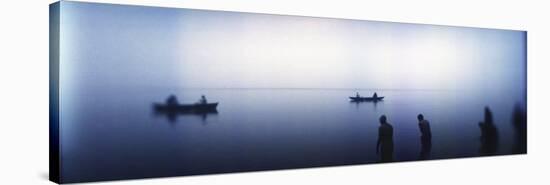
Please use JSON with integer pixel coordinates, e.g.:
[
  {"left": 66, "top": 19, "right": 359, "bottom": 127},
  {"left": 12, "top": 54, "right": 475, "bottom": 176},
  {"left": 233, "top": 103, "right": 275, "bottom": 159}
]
[{"left": 60, "top": 88, "right": 525, "bottom": 182}]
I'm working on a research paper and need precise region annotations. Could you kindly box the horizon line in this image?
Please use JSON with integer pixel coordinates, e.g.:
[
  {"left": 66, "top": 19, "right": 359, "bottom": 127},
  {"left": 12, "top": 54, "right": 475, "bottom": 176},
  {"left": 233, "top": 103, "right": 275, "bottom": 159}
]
[{"left": 168, "top": 87, "right": 456, "bottom": 91}]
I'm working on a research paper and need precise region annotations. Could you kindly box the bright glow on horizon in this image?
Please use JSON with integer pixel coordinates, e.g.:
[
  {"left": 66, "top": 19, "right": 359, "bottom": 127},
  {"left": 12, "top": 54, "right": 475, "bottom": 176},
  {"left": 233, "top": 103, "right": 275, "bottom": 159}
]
[
  {"left": 174, "top": 12, "right": 519, "bottom": 91},
  {"left": 60, "top": 2, "right": 526, "bottom": 94}
]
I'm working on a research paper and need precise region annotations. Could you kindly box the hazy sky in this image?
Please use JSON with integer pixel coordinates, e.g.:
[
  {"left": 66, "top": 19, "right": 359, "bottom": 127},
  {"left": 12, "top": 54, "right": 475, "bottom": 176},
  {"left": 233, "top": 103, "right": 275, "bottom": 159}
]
[{"left": 60, "top": 1, "right": 526, "bottom": 92}]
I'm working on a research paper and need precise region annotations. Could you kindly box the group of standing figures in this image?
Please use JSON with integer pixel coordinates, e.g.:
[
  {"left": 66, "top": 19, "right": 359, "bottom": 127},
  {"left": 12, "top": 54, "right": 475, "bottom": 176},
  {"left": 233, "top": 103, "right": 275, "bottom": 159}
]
[
  {"left": 376, "top": 114, "right": 432, "bottom": 162},
  {"left": 375, "top": 105, "right": 527, "bottom": 162}
]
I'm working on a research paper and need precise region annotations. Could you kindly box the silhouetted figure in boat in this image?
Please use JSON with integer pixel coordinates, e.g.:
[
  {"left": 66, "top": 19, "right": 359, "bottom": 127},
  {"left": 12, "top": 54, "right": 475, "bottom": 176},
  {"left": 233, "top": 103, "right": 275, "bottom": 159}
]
[
  {"left": 417, "top": 114, "right": 432, "bottom": 160},
  {"left": 198, "top": 95, "right": 208, "bottom": 104},
  {"left": 479, "top": 106, "right": 499, "bottom": 155},
  {"left": 376, "top": 115, "right": 394, "bottom": 162},
  {"left": 512, "top": 104, "right": 527, "bottom": 154},
  {"left": 356, "top": 92, "right": 361, "bottom": 98},
  {"left": 373, "top": 92, "right": 378, "bottom": 99},
  {"left": 166, "top": 94, "right": 179, "bottom": 105}
]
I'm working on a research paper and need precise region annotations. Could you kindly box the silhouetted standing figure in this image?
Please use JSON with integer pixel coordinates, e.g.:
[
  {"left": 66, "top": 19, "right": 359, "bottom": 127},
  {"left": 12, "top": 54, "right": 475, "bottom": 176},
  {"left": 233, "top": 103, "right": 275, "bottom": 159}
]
[
  {"left": 417, "top": 114, "right": 432, "bottom": 160},
  {"left": 479, "top": 106, "right": 498, "bottom": 155},
  {"left": 373, "top": 92, "right": 378, "bottom": 99},
  {"left": 199, "top": 95, "right": 207, "bottom": 104},
  {"left": 166, "top": 94, "right": 179, "bottom": 105},
  {"left": 376, "top": 115, "right": 394, "bottom": 162},
  {"left": 160, "top": 95, "right": 180, "bottom": 122},
  {"left": 512, "top": 104, "right": 527, "bottom": 154}
]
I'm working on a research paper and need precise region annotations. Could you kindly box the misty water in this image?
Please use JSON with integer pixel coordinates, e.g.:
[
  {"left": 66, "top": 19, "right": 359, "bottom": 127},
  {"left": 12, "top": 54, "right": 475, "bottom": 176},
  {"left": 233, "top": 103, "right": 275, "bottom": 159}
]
[
  {"left": 59, "top": 87, "right": 526, "bottom": 182},
  {"left": 53, "top": 2, "right": 528, "bottom": 183}
]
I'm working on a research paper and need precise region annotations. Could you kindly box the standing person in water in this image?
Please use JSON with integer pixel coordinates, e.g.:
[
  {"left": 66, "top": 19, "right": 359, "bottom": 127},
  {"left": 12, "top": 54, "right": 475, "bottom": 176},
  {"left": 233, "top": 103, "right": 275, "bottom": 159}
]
[
  {"left": 376, "top": 115, "right": 394, "bottom": 162},
  {"left": 479, "top": 106, "right": 498, "bottom": 155},
  {"left": 417, "top": 114, "right": 432, "bottom": 139},
  {"left": 417, "top": 114, "right": 432, "bottom": 160}
]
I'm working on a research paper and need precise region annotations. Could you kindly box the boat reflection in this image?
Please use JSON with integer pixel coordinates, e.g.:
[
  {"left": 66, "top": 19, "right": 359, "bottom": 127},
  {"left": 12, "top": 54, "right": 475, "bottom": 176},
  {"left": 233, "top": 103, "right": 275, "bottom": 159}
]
[
  {"left": 350, "top": 98, "right": 380, "bottom": 110},
  {"left": 153, "top": 107, "right": 218, "bottom": 123}
]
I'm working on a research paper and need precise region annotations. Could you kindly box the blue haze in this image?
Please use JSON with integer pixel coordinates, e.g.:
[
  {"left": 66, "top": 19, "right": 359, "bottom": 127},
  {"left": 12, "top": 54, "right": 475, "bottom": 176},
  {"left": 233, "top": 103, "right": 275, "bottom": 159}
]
[{"left": 56, "top": 1, "right": 526, "bottom": 182}]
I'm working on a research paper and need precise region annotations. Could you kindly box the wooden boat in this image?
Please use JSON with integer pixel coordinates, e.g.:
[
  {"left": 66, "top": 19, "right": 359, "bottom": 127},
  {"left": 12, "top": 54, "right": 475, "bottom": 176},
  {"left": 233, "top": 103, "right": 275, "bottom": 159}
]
[
  {"left": 153, "top": 102, "right": 218, "bottom": 112},
  {"left": 349, "top": 96, "right": 384, "bottom": 102}
]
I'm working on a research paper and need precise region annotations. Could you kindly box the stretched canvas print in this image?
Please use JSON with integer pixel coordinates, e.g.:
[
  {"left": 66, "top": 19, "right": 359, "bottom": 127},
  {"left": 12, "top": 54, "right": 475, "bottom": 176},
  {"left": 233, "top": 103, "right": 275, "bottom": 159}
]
[{"left": 49, "top": 1, "right": 527, "bottom": 183}]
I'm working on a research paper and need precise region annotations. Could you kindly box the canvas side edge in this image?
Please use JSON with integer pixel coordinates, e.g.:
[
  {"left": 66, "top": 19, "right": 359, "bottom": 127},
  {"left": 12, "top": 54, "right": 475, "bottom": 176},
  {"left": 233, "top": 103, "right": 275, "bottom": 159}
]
[{"left": 49, "top": 1, "right": 61, "bottom": 184}]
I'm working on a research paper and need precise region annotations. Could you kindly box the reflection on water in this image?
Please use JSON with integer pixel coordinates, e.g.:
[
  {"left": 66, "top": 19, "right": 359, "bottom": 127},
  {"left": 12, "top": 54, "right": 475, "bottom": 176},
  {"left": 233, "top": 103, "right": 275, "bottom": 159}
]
[
  {"left": 351, "top": 100, "right": 379, "bottom": 110},
  {"left": 153, "top": 107, "right": 218, "bottom": 123},
  {"left": 59, "top": 88, "right": 526, "bottom": 182}
]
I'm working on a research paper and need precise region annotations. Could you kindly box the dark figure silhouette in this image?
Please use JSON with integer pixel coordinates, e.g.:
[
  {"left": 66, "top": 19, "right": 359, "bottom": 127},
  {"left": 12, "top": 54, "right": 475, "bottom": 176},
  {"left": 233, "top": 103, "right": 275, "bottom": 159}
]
[
  {"left": 417, "top": 114, "right": 432, "bottom": 160},
  {"left": 199, "top": 95, "right": 208, "bottom": 104},
  {"left": 373, "top": 92, "right": 378, "bottom": 99},
  {"left": 376, "top": 115, "right": 394, "bottom": 162},
  {"left": 512, "top": 104, "right": 527, "bottom": 154},
  {"left": 155, "top": 94, "right": 218, "bottom": 123},
  {"left": 166, "top": 94, "right": 179, "bottom": 105},
  {"left": 479, "top": 107, "right": 499, "bottom": 155}
]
